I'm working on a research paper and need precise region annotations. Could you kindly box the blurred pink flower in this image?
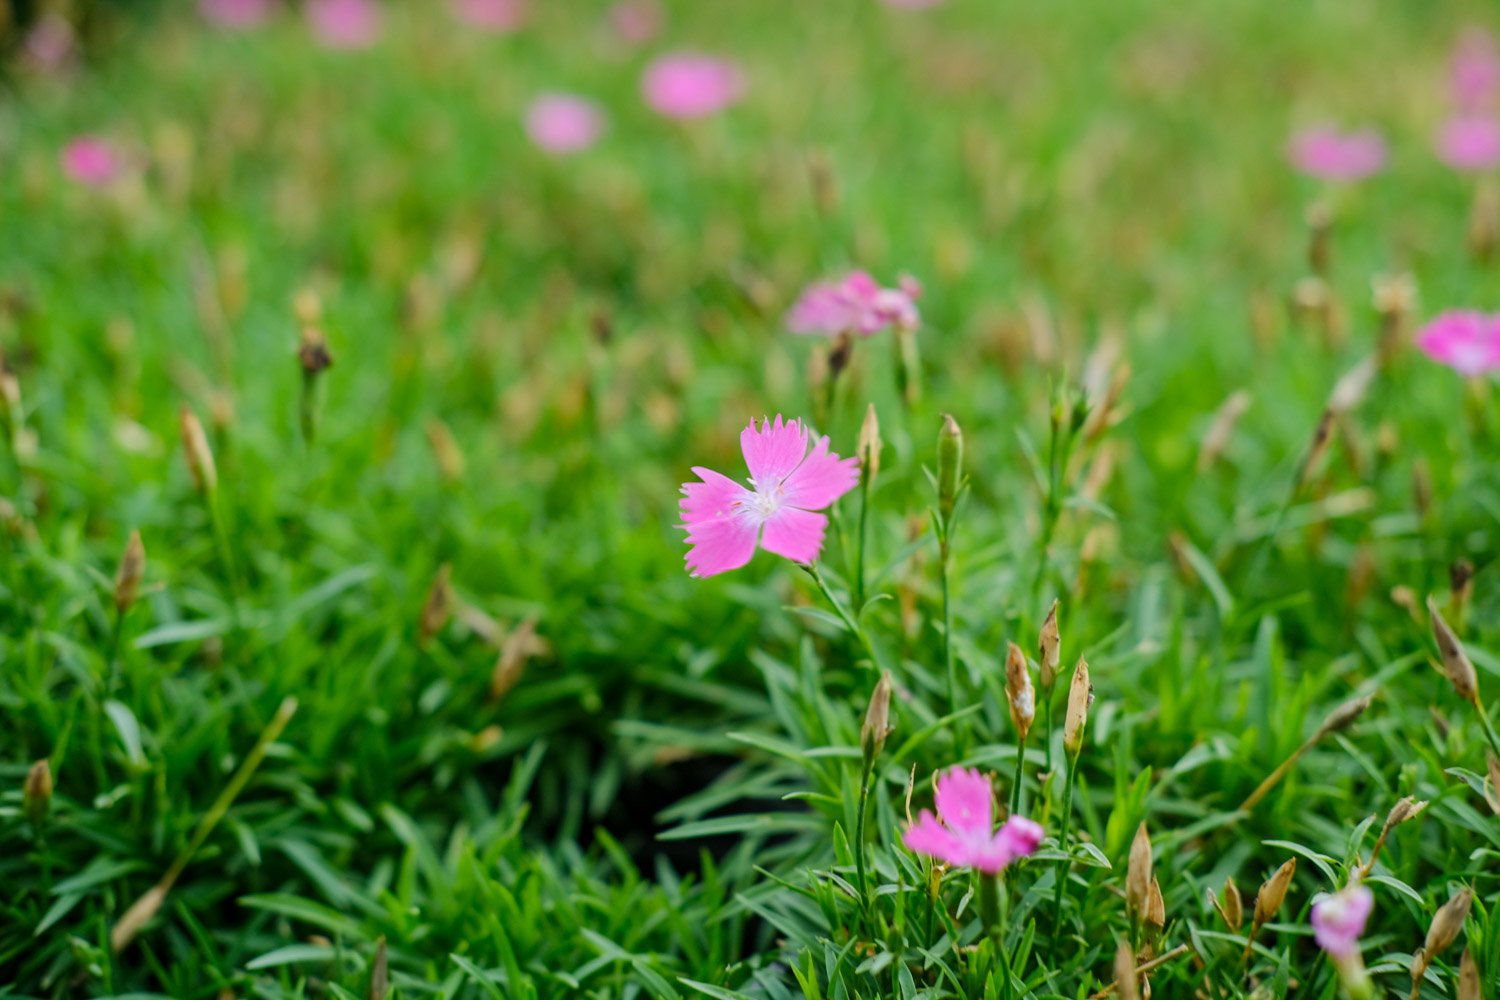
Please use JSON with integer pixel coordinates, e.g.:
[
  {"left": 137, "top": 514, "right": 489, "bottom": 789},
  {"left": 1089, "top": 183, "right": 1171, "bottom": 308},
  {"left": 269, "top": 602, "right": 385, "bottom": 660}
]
[
  {"left": 609, "top": 0, "right": 662, "bottom": 45},
  {"left": 1452, "top": 29, "right": 1500, "bottom": 111},
  {"left": 1437, "top": 114, "right": 1500, "bottom": 171},
  {"left": 680, "top": 416, "right": 858, "bottom": 577},
  {"left": 1288, "top": 126, "right": 1387, "bottom": 181},
  {"left": 1311, "top": 885, "right": 1373, "bottom": 960},
  {"left": 1416, "top": 310, "right": 1500, "bottom": 376},
  {"left": 307, "top": 0, "right": 379, "bottom": 49},
  {"left": 61, "top": 137, "right": 122, "bottom": 187},
  {"left": 24, "top": 14, "right": 75, "bottom": 71},
  {"left": 526, "top": 94, "right": 605, "bottom": 154},
  {"left": 450, "top": 0, "right": 525, "bottom": 33},
  {"left": 642, "top": 54, "right": 743, "bottom": 119},
  {"left": 882, "top": 0, "right": 947, "bottom": 7},
  {"left": 903, "top": 768, "right": 1043, "bottom": 874},
  {"left": 200, "top": 0, "right": 274, "bottom": 29},
  {"left": 786, "top": 271, "right": 920, "bottom": 336}
]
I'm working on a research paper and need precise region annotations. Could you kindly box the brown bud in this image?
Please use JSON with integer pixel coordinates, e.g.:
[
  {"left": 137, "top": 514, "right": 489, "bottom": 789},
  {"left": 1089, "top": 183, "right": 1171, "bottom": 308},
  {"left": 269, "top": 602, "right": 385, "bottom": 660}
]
[
  {"left": 368, "top": 935, "right": 389, "bottom": 1000},
  {"left": 1391, "top": 585, "right": 1420, "bottom": 621},
  {"left": 1425, "top": 887, "right": 1473, "bottom": 960},
  {"left": 418, "top": 564, "right": 452, "bottom": 648},
  {"left": 1126, "top": 821, "right": 1153, "bottom": 918},
  {"left": 1427, "top": 596, "right": 1479, "bottom": 704},
  {"left": 1487, "top": 751, "right": 1500, "bottom": 817},
  {"left": 490, "top": 618, "right": 541, "bottom": 702},
  {"left": 1063, "top": 655, "right": 1091, "bottom": 755},
  {"left": 1221, "top": 877, "right": 1243, "bottom": 932},
  {"left": 23, "top": 759, "right": 52, "bottom": 832},
  {"left": 1038, "top": 599, "right": 1060, "bottom": 688},
  {"left": 1457, "top": 947, "right": 1480, "bottom": 1000},
  {"left": 828, "top": 331, "right": 854, "bottom": 379},
  {"left": 179, "top": 405, "right": 217, "bottom": 494},
  {"left": 111, "top": 883, "right": 168, "bottom": 953},
  {"left": 1254, "top": 858, "right": 1296, "bottom": 926},
  {"left": 293, "top": 288, "right": 322, "bottom": 326},
  {"left": 1004, "top": 642, "right": 1035, "bottom": 742},
  {"left": 1316, "top": 695, "right": 1372, "bottom": 738},
  {"left": 1328, "top": 355, "right": 1378, "bottom": 414},
  {"left": 857, "top": 404, "right": 882, "bottom": 487},
  {"left": 425, "top": 418, "right": 465, "bottom": 484},
  {"left": 1297, "top": 408, "right": 1336, "bottom": 490},
  {"left": 114, "top": 530, "right": 146, "bottom": 616},
  {"left": 1412, "top": 458, "right": 1433, "bottom": 520},
  {"left": 861, "top": 671, "right": 894, "bottom": 764},
  {"left": 1115, "top": 939, "right": 1140, "bottom": 1000},
  {"left": 1383, "top": 796, "right": 1428, "bottom": 833},
  {"left": 1197, "top": 389, "right": 1252, "bottom": 473},
  {"left": 298, "top": 326, "right": 333, "bottom": 376},
  {"left": 1145, "top": 876, "right": 1166, "bottom": 931}
]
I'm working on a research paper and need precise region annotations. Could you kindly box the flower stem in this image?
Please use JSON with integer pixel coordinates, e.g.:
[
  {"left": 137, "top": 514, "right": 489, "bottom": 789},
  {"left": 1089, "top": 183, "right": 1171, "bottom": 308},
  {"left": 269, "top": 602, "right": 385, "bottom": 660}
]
[
  {"left": 1011, "top": 734, "right": 1027, "bottom": 817},
  {"left": 854, "top": 758, "right": 874, "bottom": 932},
  {"left": 1042, "top": 681, "right": 1056, "bottom": 772},
  {"left": 855, "top": 471, "right": 872, "bottom": 611},
  {"left": 979, "top": 870, "right": 1002, "bottom": 941},
  {"left": 1052, "top": 748, "right": 1079, "bottom": 934},
  {"left": 804, "top": 561, "right": 879, "bottom": 676}
]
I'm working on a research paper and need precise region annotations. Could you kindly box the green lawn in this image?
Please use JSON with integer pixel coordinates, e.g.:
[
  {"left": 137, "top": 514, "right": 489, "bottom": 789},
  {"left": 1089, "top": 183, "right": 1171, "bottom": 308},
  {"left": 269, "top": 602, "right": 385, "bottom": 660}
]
[{"left": 3, "top": 1, "right": 1500, "bottom": 997}]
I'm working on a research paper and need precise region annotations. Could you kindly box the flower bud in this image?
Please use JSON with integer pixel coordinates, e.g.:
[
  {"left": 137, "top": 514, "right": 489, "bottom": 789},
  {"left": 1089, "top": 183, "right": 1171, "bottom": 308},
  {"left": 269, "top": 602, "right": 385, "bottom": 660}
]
[
  {"left": 1427, "top": 596, "right": 1479, "bottom": 705},
  {"left": 1316, "top": 695, "right": 1372, "bottom": 738},
  {"left": 370, "top": 936, "right": 390, "bottom": 1000},
  {"left": 1424, "top": 887, "right": 1472, "bottom": 961},
  {"left": 858, "top": 403, "right": 882, "bottom": 486},
  {"left": 1297, "top": 408, "right": 1335, "bottom": 491},
  {"left": 1126, "top": 821, "right": 1152, "bottom": 919},
  {"left": 23, "top": 759, "right": 52, "bottom": 833},
  {"left": 1146, "top": 877, "right": 1166, "bottom": 931},
  {"left": 1115, "top": 939, "right": 1140, "bottom": 1000},
  {"left": 1457, "top": 948, "right": 1479, "bottom": 1000},
  {"left": 1254, "top": 858, "right": 1296, "bottom": 926},
  {"left": 937, "top": 414, "right": 963, "bottom": 521},
  {"left": 1004, "top": 642, "right": 1035, "bottom": 742},
  {"left": 1487, "top": 751, "right": 1500, "bottom": 817},
  {"left": 114, "top": 530, "right": 145, "bottom": 616},
  {"left": 861, "top": 671, "right": 894, "bottom": 766},
  {"left": 1221, "top": 877, "right": 1243, "bottom": 932},
  {"left": 1038, "top": 599, "right": 1060, "bottom": 688},
  {"left": 297, "top": 326, "right": 333, "bottom": 376},
  {"left": 179, "top": 405, "right": 217, "bottom": 494},
  {"left": 426, "top": 418, "right": 466, "bottom": 484},
  {"left": 1063, "top": 655, "right": 1090, "bottom": 756},
  {"left": 419, "top": 563, "right": 452, "bottom": 648}
]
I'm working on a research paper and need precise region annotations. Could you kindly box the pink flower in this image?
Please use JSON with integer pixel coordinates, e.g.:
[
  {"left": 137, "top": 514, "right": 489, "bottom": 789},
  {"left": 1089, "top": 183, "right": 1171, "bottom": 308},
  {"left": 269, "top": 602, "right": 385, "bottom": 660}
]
[
  {"left": 307, "top": 0, "right": 379, "bottom": 49},
  {"left": 1311, "top": 885, "right": 1373, "bottom": 960},
  {"left": 24, "top": 14, "right": 75, "bottom": 71},
  {"left": 1452, "top": 30, "right": 1500, "bottom": 111},
  {"left": 450, "top": 0, "right": 525, "bottom": 33},
  {"left": 61, "top": 137, "right": 122, "bottom": 187},
  {"left": 1287, "top": 126, "right": 1388, "bottom": 182},
  {"left": 1437, "top": 114, "right": 1500, "bottom": 172},
  {"left": 642, "top": 54, "right": 743, "bottom": 119},
  {"left": 609, "top": 0, "right": 662, "bottom": 45},
  {"left": 1415, "top": 310, "right": 1500, "bottom": 376},
  {"left": 903, "top": 768, "right": 1044, "bottom": 874},
  {"left": 786, "top": 271, "right": 920, "bottom": 337},
  {"left": 526, "top": 94, "right": 605, "bottom": 154},
  {"left": 680, "top": 416, "right": 858, "bottom": 577},
  {"left": 200, "top": 0, "right": 274, "bottom": 29}
]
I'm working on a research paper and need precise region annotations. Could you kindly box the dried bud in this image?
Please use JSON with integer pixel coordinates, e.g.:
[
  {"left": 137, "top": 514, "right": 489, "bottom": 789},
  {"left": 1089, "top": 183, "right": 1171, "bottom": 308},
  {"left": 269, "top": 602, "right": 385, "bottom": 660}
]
[
  {"left": 1488, "top": 751, "right": 1500, "bottom": 817},
  {"left": 293, "top": 288, "right": 322, "bottom": 325},
  {"left": 1418, "top": 888, "right": 1473, "bottom": 981},
  {"left": 828, "top": 331, "right": 854, "bottom": 379},
  {"left": 1412, "top": 459, "right": 1433, "bottom": 520},
  {"left": 1450, "top": 559, "right": 1474, "bottom": 624},
  {"left": 1146, "top": 876, "right": 1166, "bottom": 931},
  {"left": 1126, "top": 821, "right": 1153, "bottom": 918},
  {"left": 114, "top": 530, "right": 145, "bottom": 616},
  {"left": 111, "top": 883, "right": 168, "bottom": 953},
  {"left": 1391, "top": 585, "right": 1420, "bottom": 621},
  {"left": 1457, "top": 948, "right": 1480, "bottom": 1000},
  {"left": 369, "top": 935, "right": 389, "bottom": 1000},
  {"left": 23, "top": 759, "right": 52, "bottom": 833},
  {"left": 1221, "top": 877, "right": 1244, "bottom": 932},
  {"left": 858, "top": 404, "right": 882, "bottom": 485},
  {"left": 1427, "top": 596, "right": 1479, "bottom": 705},
  {"left": 1306, "top": 202, "right": 1333, "bottom": 275},
  {"left": 1372, "top": 272, "right": 1416, "bottom": 366},
  {"left": 1254, "top": 858, "right": 1296, "bottom": 926},
  {"left": 490, "top": 618, "right": 541, "bottom": 702},
  {"left": 1115, "top": 940, "right": 1140, "bottom": 1000},
  {"left": 1297, "top": 408, "right": 1335, "bottom": 491},
  {"left": 298, "top": 326, "right": 334, "bottom": 376},
  {"left": 179, "top": 405, "right": 217, "bottom": 494},
  {"left": 419, "top": 564, "right": 452, "bottom": 648},
  {"left": 1197, "top": 389, "right": 1252, "bottom": 473},
  {"left": 1038, "top": 599, "right": 1060, "bottom": 688},
  {"left": 1329, "top": 355, "right": 1378, "bottom": 414},
  {"left": 425, "top": 418, "right": 465, "bottom": 483},
  {"left": 937, "top": 414, "right": 963, "bottom": 522},
  {"left": 1383, "top": 796, "right": 1428, "bottom": 833},
  {"left": 1063, "top": 655, "right": 1091, "bottom": 756},
  {"left": 1004, "top": 642, "right": 1035, "bottom": 742},
  {"left": 1316, "top": 695, "right": 1372, "bottom": 738},
  {"left": 861, "top": 671, "right": 894, "bottom": 765}
]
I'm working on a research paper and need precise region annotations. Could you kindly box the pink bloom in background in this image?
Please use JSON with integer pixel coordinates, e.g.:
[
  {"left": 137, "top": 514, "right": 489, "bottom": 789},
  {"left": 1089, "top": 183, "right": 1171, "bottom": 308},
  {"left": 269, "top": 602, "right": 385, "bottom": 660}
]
[
  {"left": 1415, "top": 310, "right": 1500, "bottom": 376},
  {"left": 526, "top": 94, "right": 605, "bottom": 154},
  {"left": 307, "top": 0, "right": 379, "bottom": 49},
  {"left": 786, "top": 271, "right": 921, "bottom": 337},
  {"left": 903, "top": 768, "right": 1043, "bottom": 874},
  {"left": 643, "top": 54, "right": 743, "bottom": 119},
  {"left": 1288, "top": 126, "right": 1387, "bottom": 182},
  {"left": 61, "top": 137, "right": 123, "bottom": 187},
  {"left": 609, "top": 0, "right": 662, "bottom": 45},
  {"left": 1310, "top": 885, "right": 1373, "bottom": 959},
  {"left": 882, "top": 0, "right": 947, "bottom": 7},
  {"left": 24, "top": 14, "right": 75, "bottom": 71},
  {"left": 1437, "top": 114, "right": 1500, "bottom": 171},
  {"left": 200, "top": 0, "right": 274, "bottom": 29},
  {"left": 1452, "top": 29, "right": 1500, "bottom": 111},
  {"left": 680, "top": 416, "right": 858, "bottom": 577},
  {"left": 450, "top": 0, "right": 525, "bottom": 33}
]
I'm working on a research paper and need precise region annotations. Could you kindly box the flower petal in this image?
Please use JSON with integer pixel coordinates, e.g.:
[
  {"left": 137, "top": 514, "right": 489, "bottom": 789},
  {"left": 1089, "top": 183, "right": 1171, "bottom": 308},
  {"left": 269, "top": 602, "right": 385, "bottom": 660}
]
[
  {"left": 780, "top": 436, "right": 859, "bottom": 512},
  {"left": 903, "top": 811, "right": 968, "bottom": 866},
  {"left": 934, "top": 767, "right": 993, "bottom": 839},
  {"left": 740, "top": 416, "right": 808, "bottom": 487},
  {"left": 680, "top": 467, "right": 751, "bottom": 524},
  {"left": 680, "top": 467, "right": 759, "bottom": 577},
  {"left": 997, "top": 815, "right": 1044, "bottom": 859},
  {"left": 759, "top": 506, "right": 827, "bottom": 564}
]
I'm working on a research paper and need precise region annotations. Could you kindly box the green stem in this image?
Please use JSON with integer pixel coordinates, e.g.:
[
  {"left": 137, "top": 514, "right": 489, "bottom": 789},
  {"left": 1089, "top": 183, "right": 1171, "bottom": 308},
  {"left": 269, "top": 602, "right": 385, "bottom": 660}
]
[
  {"left": 855, "top": 473, "right": 872, "bottom": 611},
  {"left": 206, "top": 492, "right": 242, "bottom": 613},
  {"left": 1052, "top": 750, "right": 1079, "bottom": 934},
  {"left": 979, "top": 871, "right": 1002, "bottom": 941},
  {"left": 1042, "top": 682, "right": 1056, "bottom": 772},
  {"left": 1011, "top": 735, "right": 1027, "bottom": 817},
  {"left": 941, "top": 534, "right": 958, "bottom": 714},
  {"left": 804, "top": 562, "right": 879, "bottom": 676},
  {"left": 1474, "top": 694, "right": 1500, "bottom": 762},
  {"left": 854, "top": 760, "right": 874, "bottom": 932}
]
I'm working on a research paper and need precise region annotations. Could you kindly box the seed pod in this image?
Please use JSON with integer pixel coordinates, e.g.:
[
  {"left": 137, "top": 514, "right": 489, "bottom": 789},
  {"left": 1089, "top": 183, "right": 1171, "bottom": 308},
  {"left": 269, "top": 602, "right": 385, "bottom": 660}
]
[
  {"left": 23, "top": 759, "right": 52, "bottom": 833},
  {"left": 1126, "top": 821, "right": 1152, "bottom": 918},
  {"left": 114, "top": 530, "right": 146, "bottom": 616},
  {"left": 1004, "top": 642, "right": 1034, "bottom": 742},
  {"left": 858, "top": 403, "right": 881, "bottom": 486},
  {"left": 1146, "top": 877, "right": 1166, "bottom": 931},
  {"left": 1316, "top": 695, "right": 1373, "bottom": 738},
  {"left": 1115, "top": 940, "right": 1140, "bottom": 1000},
  {"left": 1221, "top": 877, "right": 1243, "bottom": 932},
  {"left": 179, "top": 405, "right": 218, "bottom": 494},
  {"left": 1038, "top": 599, "right": 1060, "bottom": 688},
  {"left": 1457, "top": 947, "right": 1479, "bottom": 1000},
  {"left": 937, "top": 414, "right": 963, "bottom": 522},
  {"left": 861, "top": 671, "right": 894, "bottom": 766},
  {"left": 1254, "top": 858, "right": 1296, "bottom": 926},
  {"left": 418, "top": 564, "right": 452, "bottom": 648},
  {"left": 1063, "top": 655, "right": 1091, "bottom": 755},
  {"left": 1427, "top": 596, "right": 1479, "bottom": 704}
]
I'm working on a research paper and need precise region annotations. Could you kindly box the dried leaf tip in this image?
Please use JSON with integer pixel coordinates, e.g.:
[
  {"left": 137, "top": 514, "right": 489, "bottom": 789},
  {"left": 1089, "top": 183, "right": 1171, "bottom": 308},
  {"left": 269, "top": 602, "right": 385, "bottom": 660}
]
[
  {"left": 1145, "top": 877, "right": 1166, "bottom": 931},
  {"left": 1427, "top": 596, "right": 1479, "bottom": 705},
  {"left": 1063, "top": 655, "right": 1091, "bottom": 756},
  {"left": 419, "top": 563, "right": 452, "bottom": 648},
  {"left": 1038, "top": 599, "right": 1060, "bottom": 688},
  {"left": 1004, "top": 642, "right": 1035, "bottom": 742},
  {"left": 179, "top": 405, "right": 217, "bottom": 494},
  {"left": 1126, "top": 821, "right": 1152, "bottom": 919},
  {"left": 858, "top": 403, "right": 881, "bottom": 484},
  {"left": 861, "top": 671, "right": 894, "bottom": 765},
  {"left": 114, "top": 530, "right": 146, "bottom": 616}
]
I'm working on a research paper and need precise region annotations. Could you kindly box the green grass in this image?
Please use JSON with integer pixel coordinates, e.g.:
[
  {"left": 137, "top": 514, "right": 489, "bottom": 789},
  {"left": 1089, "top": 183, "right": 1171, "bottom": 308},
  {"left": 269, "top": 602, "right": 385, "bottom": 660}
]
[{"left": 3, "top": 0, "right": 1500, "bottom": 996}]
